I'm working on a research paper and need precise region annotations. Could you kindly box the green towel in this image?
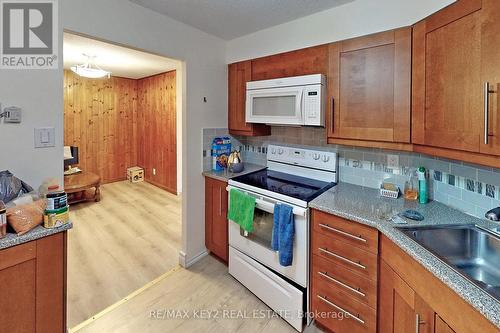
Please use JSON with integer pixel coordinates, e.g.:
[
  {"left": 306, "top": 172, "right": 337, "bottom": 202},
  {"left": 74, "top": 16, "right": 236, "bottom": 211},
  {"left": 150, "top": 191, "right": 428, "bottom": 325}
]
[{"left": 228, "top": 189, "right": 256, "bottom": 233}]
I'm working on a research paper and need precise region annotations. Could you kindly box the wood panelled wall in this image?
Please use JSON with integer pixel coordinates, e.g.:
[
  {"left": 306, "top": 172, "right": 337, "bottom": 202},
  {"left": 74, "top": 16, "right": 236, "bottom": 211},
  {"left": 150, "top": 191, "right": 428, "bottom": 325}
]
[
  {"left": 64, "top": 70, "right": 138, "bottom": 183},
  {"left": 137, "top": 71, "right": 177, "bottom": 193},
  {"left": 63, "top": 70, "right": 177, "bottom": 193}
]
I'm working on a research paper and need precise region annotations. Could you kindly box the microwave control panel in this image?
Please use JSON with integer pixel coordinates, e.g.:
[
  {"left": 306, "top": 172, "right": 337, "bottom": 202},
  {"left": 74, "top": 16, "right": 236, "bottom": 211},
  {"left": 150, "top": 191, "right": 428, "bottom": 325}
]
[{"left": 303, "top": 84, "right": 325, "bottom": 126}]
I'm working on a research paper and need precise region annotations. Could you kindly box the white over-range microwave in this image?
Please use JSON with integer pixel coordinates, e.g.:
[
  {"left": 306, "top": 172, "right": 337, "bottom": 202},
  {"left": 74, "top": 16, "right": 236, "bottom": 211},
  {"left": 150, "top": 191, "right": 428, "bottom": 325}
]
[{"left": 245, "top": 74, "right": 326, "bottom": 126}]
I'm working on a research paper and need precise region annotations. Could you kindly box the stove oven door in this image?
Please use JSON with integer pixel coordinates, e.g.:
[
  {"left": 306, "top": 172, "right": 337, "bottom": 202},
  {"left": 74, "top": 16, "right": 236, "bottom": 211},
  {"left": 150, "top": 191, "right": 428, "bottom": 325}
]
[{"left": 227, "top": 186, "right": 309, "bottom": 288}]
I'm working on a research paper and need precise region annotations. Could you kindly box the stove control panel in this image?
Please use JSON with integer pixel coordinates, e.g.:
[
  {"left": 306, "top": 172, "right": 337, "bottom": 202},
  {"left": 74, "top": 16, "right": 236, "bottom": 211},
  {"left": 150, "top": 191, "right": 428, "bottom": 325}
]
[{"left": 267, "top": 145, "right": 337, "bottom": 172}]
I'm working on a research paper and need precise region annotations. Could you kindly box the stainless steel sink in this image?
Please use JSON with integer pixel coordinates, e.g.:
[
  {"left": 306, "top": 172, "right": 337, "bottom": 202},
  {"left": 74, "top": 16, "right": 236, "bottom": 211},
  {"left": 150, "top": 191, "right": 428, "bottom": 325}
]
[{"left": 397, "top": 224, "right": 500, "bottom": 300}]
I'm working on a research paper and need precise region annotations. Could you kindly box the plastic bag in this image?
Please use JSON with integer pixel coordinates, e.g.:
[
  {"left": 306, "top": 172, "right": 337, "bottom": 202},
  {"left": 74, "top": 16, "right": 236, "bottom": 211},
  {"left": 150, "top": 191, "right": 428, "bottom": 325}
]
[
  {"left": 6, "top": 199, "right": 46, "bottom": 235},
  {"left": 8, "top": 192, "right": 39, "bottom": 207},
  {"left": 0, "top": 170, "right": 34, "bottom": 204}
]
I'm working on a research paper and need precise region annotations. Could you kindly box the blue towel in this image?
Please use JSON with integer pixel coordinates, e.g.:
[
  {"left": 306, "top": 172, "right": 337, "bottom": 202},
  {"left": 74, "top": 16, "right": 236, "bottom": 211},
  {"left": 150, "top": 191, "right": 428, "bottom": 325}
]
[
  {"left": 272, "top": 205, "right": 280, "bottom": 251},
  {"left": 271, "top": 203, "right": 295, "bottom": 266}
]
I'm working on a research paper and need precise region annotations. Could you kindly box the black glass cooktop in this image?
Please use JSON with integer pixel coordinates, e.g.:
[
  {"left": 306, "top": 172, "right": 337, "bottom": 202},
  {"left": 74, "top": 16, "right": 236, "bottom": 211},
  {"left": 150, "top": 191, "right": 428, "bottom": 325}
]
[{"left": 231, "top": 169, "right": 335, "bottom": 202}]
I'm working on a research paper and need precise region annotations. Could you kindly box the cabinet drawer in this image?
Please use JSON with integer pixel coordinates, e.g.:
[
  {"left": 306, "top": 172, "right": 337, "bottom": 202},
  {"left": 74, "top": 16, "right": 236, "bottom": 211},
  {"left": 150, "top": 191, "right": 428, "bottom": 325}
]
[
  {"left": 0, "top": 242, "right": 36, "bottom": 271},
  {"left": 312, "top": 254, "right": 377, "bottom": 309},
  {"left": 312, "top": 210, "right": 378, "bottom": 254},
  {"left": 312, "top": 277, "right": 376, "bottom": 333},
  {"left": 312, "top": 231, "right": 377, "bottom": 281}
]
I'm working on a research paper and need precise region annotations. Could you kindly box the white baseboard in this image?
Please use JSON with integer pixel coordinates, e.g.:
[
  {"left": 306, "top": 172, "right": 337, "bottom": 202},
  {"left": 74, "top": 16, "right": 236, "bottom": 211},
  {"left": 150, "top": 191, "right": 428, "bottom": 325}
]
[{"left": 178, "top": 249, "right": 209, "bottom": 268}]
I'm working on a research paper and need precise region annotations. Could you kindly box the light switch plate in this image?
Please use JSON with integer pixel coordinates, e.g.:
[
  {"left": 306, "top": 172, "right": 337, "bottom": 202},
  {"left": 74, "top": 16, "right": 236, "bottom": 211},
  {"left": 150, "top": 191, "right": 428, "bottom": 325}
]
[
  {"left": 34, "top": 127, "right": 55, "bottom": 148},
  {"left": 387, "top": 154, "right": 399, "bottom": 169}
]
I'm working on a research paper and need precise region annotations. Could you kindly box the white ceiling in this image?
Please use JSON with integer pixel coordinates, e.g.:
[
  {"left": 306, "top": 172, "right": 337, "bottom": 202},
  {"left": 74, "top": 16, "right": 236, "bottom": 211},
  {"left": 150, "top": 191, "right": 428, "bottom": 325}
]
[
  {"left": 63, "top": 33, "right": 180, "bottom": 79},
  {"left": 129, "top": 0, "right": 354, "bottom": 40}
]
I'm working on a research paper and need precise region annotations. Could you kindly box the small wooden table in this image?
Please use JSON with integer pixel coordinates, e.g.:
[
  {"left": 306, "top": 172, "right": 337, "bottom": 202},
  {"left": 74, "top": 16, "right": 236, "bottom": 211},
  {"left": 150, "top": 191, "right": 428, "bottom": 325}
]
[{"left": 64, "top": 171, "right": 101, "bottom": 204}]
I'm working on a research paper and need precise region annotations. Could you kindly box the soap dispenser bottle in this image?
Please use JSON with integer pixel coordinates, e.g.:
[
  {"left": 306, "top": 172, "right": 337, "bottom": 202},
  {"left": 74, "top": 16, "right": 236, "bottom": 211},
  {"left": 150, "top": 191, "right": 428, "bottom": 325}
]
[{"left": 404, "top": 169, "right": 419, "bottom": 201}]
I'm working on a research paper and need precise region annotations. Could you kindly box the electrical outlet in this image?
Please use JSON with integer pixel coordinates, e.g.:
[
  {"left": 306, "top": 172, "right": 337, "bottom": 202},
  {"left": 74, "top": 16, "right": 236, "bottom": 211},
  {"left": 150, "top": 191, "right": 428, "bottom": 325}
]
[
  {"left": 153, "top": 168, "right": 156, "bottom": 176},
  {"left": 387, "top": 154, "right": 399, "bottom": 169}
]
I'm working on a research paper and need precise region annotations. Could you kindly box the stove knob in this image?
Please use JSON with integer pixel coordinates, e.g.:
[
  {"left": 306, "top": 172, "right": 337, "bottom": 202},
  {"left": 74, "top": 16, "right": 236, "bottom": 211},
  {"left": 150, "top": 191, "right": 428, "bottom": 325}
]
[
  {"left": 271, "top": 147, "right": 276, "bottom": 154},
  {"left": 313, "top": 153, "right": 321, "bottom": 160},
  {"left": 278, "top": 148, "right": 284, "bottom": 155},
  {"left": 322, "top": 155, "right": 330, "bottom": 162}
]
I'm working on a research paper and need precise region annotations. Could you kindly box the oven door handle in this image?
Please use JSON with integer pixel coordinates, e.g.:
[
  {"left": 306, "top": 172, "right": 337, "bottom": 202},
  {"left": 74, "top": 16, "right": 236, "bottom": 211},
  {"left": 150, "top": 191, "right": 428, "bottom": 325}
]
[
  {"left": 227, "top": 186, "right": 307, "bottom": 218},
  {"left": 255, "top": 199, "right": 307, "bottom": 217}
]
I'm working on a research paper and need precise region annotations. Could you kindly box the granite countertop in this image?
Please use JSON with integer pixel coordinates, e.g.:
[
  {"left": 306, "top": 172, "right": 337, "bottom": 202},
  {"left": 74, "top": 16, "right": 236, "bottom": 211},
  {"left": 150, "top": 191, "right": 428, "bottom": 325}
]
[
  {"left": 202, "top": 163, "right": 266, "bottom": 182},
  {"left": 0, "top": 223, "right": 73, "bottom": 250},
  {"left": 309, "top": 182, "right": 500, "bottom": 327}
]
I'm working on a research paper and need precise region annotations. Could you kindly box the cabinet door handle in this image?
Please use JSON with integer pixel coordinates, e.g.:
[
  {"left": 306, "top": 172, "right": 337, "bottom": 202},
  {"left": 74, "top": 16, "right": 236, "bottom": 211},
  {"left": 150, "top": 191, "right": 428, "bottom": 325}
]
[
  {"left": 415, "top": 314, "right": 425, "bottom": 333},
  {"left": 319, "top": 223, "right": 367, "bottom": 243},
  {"left": 317, "top": 271, "right": 366, "bottom": 297},
  {"left": 317, "top": 294, "right": 365, "bottom": 325},
  {"left": 318, "top": 247, "right": 366, "bottom": 270},
  {"left": 484, "top": 82, "right": 496, "bottom": 145},
  {"left": 331, "top": 97, "right": 335, "bottom": 134},
  {"left": 219, "top": 187, "right": 222, "bottom": 216}
]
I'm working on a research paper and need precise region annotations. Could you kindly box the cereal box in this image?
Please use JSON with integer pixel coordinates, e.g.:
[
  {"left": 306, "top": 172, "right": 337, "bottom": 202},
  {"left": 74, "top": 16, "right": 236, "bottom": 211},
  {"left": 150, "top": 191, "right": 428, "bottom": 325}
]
[{"left": 212, "top": 137, "right": 231, "bottom": 171}]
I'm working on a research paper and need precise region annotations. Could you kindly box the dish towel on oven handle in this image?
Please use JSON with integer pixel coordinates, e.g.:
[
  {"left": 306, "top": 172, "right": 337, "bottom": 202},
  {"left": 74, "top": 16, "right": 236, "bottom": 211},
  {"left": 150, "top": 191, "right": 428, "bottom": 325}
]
[
  {"left": 272, "top": 203, "right": 295, "bottom": 266},
  {"left": 228, "top": 189, "right": 256, "bottom": 233}
]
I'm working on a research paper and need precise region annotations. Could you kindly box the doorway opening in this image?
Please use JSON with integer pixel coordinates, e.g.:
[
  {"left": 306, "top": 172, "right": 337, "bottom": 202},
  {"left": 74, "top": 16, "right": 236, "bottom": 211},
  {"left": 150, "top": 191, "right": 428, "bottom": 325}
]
[{"left": 63, "top": 31, "right": 183, "bottom": 328}]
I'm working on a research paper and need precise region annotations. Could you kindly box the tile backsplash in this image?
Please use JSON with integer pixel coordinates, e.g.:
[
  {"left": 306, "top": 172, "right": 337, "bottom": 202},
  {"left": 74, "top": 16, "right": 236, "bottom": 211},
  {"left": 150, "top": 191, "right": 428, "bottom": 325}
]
[
  {"left": 202, "top": 128, "right": 245, "bottom": 171},
  {"left": 203, "top": 127, "right": 500, "bottom": 219}
]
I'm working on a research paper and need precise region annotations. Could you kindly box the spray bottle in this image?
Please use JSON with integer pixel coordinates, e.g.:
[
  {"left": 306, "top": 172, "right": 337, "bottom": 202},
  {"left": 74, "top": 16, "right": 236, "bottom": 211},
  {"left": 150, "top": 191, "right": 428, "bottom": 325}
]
[{"left": 417, "top": 167, "right": 428, "bottom": 204}]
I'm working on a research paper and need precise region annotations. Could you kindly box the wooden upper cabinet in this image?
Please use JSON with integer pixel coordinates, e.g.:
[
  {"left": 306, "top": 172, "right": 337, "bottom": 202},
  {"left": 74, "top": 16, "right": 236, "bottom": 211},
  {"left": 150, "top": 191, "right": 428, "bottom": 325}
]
[
  {"left": 228, "top": 61, "right": 270, "bottom": 136},
  {"left": 250, "top": 45, "right": 329, "bottom": 80},
  {"left": 327, "top": 28, "right": 412, "bottom": 146},
  {"left": 412, "top": 0, "right": 484, "bottom": 153},
  {"left": 481, "top": 0, "right": 500, "bottom": 156}
]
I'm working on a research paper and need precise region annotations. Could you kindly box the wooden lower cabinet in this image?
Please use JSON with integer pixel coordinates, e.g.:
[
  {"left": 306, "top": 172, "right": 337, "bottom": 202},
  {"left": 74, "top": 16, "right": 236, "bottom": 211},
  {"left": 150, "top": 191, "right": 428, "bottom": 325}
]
[
  {"left": 311, "top": 211, "right": 498, "bottom": 333},
  {"left": 380, "top": 235, "right": 498, "bottom": 333},
  {"left": 311, "top": 209, "right": 378, "bottom": 332},
  {"left": 312, "top": 278, "right": 377, "bottom": 333},
  {"left": 0, "top": 232, "right": 67, "bottom": 333},
  {"left": 205, "top": 177, "right": 229, "bottom": 262},
  {"left": 379, "top": 260, "right": 456, "bottom": 333}
]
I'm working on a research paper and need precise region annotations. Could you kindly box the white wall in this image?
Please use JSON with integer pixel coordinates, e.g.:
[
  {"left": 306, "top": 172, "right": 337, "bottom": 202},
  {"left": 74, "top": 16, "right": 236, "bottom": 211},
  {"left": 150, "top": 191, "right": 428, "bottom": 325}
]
[
  {"left": 0, "top": 8, "right": 63, "bottom": 189},
  {"left": 61, "top": 0, "right": 227, "bottom": 267},
  {"left": 226, "top": 0, "right": 455, "bottom": 63},
  {"left": 0, "top": 0, "right": 225, "bottom": 268},
  {"left": 176, "top": 63, "right": 185, "bottom": 194}
]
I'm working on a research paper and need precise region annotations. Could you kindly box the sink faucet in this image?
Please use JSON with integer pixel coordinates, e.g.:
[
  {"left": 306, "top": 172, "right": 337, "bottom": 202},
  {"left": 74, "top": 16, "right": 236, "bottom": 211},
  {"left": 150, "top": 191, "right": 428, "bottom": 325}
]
[{"left": 485, "top": 207, "right": 500, "bottom": 221}]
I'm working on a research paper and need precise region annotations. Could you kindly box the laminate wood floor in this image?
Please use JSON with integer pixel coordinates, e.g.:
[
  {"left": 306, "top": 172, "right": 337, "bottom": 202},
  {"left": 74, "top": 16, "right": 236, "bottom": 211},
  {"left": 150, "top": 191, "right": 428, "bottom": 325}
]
[
  {"left": 68, "top": 180, "right": 181, "bottom": 328},
  {"left": 74, "top": 255, "right": 324, "bottom": 333}
]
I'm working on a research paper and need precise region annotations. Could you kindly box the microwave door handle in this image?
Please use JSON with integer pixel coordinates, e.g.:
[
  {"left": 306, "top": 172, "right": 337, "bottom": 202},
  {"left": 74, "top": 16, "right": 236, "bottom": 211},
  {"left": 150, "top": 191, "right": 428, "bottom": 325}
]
[{"left": 298, "top": 88, "right": 304, "bottom": 121}]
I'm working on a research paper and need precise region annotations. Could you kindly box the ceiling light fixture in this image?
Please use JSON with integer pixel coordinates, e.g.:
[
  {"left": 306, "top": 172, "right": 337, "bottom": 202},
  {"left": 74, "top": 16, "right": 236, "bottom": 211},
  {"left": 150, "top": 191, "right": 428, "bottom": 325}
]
[{"left": 70, "top": 54, "right": 111, "bottom": 79}]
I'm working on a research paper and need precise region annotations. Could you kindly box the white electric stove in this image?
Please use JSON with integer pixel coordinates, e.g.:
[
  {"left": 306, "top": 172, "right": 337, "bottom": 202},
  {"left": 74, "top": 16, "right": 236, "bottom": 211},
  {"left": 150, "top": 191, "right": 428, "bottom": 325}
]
[{"left": 227, "top": 145, "right": 338, "bottom": 332}]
